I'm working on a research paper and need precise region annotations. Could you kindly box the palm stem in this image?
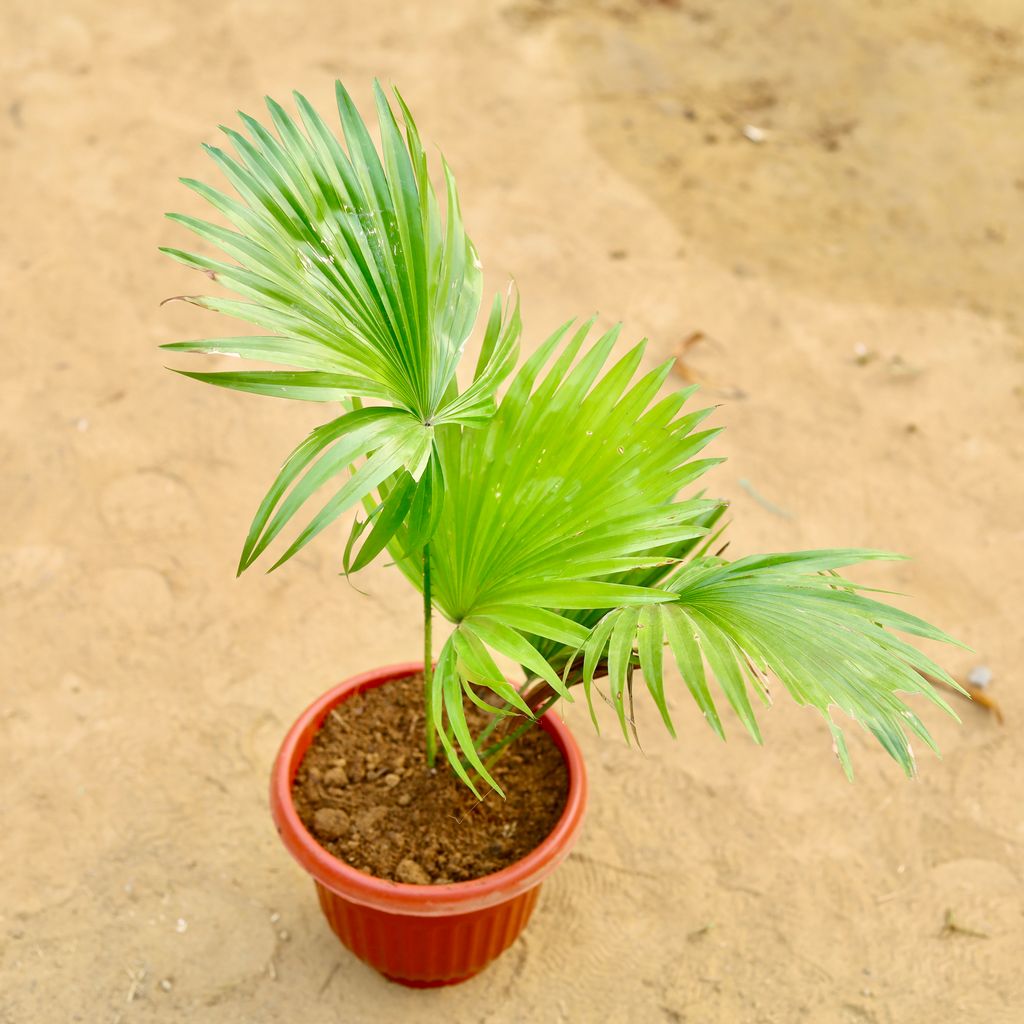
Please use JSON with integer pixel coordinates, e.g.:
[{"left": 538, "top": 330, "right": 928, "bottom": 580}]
[
  {"left": 471, "top": 673, "right": 539, "bottom": 754},
  {"left": 477, "top": 693, "right": 561, "bottom": 767},
  {"left": 422, "top": 544, "right": 437, "bottom": 766}
]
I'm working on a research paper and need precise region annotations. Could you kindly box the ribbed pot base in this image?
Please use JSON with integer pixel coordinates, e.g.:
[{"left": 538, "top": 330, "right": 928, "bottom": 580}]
[{"left": 316, "top": 881, "right": 541, "bottom": 986}]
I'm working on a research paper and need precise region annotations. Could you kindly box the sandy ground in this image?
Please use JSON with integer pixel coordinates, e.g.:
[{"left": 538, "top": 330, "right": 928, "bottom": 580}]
[{"left": 2, "top": 1, "right": 1022, "bottom": 1021}]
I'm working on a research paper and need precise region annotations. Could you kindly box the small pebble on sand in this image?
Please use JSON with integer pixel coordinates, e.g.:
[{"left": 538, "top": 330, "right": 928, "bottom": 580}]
[{"left": 968, "top": 665, "right": 993, "bottom": 688}]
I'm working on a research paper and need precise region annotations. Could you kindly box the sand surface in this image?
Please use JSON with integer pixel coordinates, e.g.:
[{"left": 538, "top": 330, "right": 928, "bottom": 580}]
[{"left": 2, "top": 2, "right": 1022, "bottom": 1021}]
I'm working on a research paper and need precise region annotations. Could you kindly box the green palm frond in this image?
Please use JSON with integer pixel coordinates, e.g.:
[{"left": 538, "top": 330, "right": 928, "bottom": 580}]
[
  {"left": 429, "top": 319, "right": 722, "bottom": 617},
  {"left": 162, "top": 82, "right": 519, "bottom": 572},
  {"left": 575, "top": 551, "right": 967, "bottom": 778},
  {"left": 391, "top": 320, "right": 961, "bottom": 795},
  {"left": 403, "top": 319, "right": 725, "bottom": 794}
]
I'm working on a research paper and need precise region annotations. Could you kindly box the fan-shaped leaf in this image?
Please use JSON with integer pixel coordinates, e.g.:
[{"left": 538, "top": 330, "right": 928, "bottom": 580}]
[{"left": 583, "top": 550, "right": 963, "bottom": 777}]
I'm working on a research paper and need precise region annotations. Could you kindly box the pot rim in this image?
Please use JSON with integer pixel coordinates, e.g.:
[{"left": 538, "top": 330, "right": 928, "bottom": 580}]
[{"left": 269, "top": 662, "right": 588, "bottom": 916}]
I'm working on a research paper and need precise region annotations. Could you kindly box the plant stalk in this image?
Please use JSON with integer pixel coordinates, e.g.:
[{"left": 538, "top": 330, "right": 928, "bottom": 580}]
[
  {"left": 422, "top": 544, "right": 437, "bottom": 766},
  {"left": 466, "top": 656, "right": 628, "bottom": 775},
  {"left": 471, "top": 673, "right": 539, "bottom": 754},
  {"left": 477, "top": 693, "right": 561, "bottom": 768}
]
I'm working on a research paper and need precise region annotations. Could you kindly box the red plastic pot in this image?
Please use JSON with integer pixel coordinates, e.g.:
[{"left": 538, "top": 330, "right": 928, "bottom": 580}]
[{"left": 269, "top": 662, "right": 588, "bottom": 987}]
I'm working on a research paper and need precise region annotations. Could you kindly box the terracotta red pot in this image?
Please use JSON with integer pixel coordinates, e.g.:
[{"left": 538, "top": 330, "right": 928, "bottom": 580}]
[{"left": 269, "top": 662, "right": 588, "bottom": 987}]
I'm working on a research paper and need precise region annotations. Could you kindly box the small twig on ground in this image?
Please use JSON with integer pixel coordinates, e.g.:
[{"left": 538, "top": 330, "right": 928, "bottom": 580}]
[
  {"left": 915, "top": 668, "right": 1004, "bottom": 724},
  {"left": 738, "top": 479, "right": 793, "bottom": 519},
  {"left": 318, "top": 962, "right": 341, "bottom": 998},
  {"left": 959, "top": 682, "right": 1004, "bottom": 723},
  {"left": 124, "top": 965, "right": 146, "bottom": 1004},
  {"left": 875, "top": 889, "right": 904, "bottom": 905}
]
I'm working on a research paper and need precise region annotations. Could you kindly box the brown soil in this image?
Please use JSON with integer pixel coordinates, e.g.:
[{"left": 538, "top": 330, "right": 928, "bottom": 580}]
[{"left": 291, "top": 674, "right": 568, "bottom": 884}]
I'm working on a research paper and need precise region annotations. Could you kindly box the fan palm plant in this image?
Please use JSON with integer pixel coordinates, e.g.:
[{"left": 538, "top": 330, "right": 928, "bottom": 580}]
[{"left": 163, "top": 81, "right": 963, "bottom": 799}]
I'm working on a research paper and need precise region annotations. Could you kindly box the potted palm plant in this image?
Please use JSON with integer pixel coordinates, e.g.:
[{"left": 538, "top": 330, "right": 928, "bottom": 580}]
[{"left": 161, "top": 81, "right": 963, "bottom": 987}]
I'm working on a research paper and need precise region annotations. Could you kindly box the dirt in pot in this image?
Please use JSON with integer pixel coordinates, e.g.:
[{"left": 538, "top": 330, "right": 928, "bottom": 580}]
[{"left": 291, "top": 673, "right": 569, "bottom": 884}]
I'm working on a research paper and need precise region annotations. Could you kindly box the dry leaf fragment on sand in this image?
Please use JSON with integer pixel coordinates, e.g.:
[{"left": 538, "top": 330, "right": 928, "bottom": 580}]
[
  {"left": 670, "top": 330, "right": 746, "bottom": 398},
  {"left": 940, "top": 908, "right": 990, "bottom": 940},
  {"left": 671, "top": 330, "right": 708, "bottom": 385}
]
